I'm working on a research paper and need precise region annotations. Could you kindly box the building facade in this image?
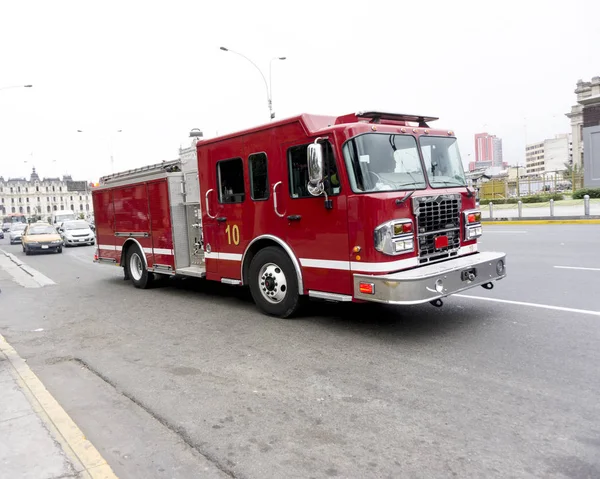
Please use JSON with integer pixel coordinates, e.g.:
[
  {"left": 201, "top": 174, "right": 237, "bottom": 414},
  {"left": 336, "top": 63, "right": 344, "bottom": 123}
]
[
  {"left": 0, "top": 168, "right": 93, "bottom": 221},
  {"left": 525, "top": 134, "right": 571, "bottom": 176},
  {"left": 566, "top": 77, "right": 600, "bottom": 169},
  {"left": 471, "top": 132, "right": 503, "bottom": 171}
]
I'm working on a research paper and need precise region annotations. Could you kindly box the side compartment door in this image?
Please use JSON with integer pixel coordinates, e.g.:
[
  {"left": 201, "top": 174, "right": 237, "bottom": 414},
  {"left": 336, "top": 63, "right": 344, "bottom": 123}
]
[
  {"left": 113, "top": 184, "right": 153, "bottom": 266},
  {"left": 147, "top": 179, "right": 175, "bottom": 270},
  {"left": 92, "top": 188, "right": 117, "bottom": 262}
]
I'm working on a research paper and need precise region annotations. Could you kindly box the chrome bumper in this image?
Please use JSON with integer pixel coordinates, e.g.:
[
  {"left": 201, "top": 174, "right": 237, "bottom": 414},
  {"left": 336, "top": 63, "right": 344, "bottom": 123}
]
[{"left": 353, "top": 252, "right": 506, "bottom": 305}]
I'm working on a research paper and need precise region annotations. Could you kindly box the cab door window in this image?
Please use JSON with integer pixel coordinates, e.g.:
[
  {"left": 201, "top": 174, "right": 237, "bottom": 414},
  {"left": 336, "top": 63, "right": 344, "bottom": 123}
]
[
  {"left": 287, "top": 141, "right": 340, "bottom": 199},
  {"left": 248, "top": 153, "right": 269, "bottom": 201},
  {"left": 217, "top": 158, "right": 245, "bottom": 204}
]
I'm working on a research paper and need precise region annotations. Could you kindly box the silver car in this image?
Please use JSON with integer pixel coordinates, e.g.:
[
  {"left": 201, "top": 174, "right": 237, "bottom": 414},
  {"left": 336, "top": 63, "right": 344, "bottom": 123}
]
[
  {"left": 59, "top": 220, "right": 96, "bottom": 246},
  {"left": 9, "top": 223, "right": 27, "bottom": 244}
]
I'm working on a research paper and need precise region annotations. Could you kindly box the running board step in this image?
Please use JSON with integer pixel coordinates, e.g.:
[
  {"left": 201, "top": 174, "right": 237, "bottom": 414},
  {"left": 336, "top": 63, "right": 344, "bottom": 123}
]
[{"left": 176, "top": 265, "right": 207, "bottom": 278}]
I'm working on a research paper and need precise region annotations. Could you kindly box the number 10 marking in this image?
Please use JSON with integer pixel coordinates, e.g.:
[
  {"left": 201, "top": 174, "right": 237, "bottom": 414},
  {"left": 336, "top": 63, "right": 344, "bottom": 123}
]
[{"left": 225, "top": 224, "right": 240, "bottom": 245}]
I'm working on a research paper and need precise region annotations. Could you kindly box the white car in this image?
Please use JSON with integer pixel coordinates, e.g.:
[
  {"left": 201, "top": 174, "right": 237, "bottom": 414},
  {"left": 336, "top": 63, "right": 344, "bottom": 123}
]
[
  {"left": 9, "top": 223, "right": 27, "bottom": 244},
  {"left": 59, "top": 220, "right": 95, "bottom": 246}
]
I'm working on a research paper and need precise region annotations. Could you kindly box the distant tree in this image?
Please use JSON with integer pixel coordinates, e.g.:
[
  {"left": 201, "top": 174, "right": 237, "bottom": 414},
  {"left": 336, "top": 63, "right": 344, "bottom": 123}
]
[{"left": 563, "top": 161, "right": 583, "bottom": 179}]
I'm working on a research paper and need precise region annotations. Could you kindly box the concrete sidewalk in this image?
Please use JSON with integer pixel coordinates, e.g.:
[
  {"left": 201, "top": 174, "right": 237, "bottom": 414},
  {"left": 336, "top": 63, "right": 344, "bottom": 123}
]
[{"left": 0, "top": 335, "right": 117, "bottom": 479}]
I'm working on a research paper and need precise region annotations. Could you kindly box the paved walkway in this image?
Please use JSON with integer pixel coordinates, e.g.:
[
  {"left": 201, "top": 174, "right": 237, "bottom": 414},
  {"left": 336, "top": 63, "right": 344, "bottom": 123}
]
[{"left": 0, "top": 334, "right": 117, "bottom": 479}]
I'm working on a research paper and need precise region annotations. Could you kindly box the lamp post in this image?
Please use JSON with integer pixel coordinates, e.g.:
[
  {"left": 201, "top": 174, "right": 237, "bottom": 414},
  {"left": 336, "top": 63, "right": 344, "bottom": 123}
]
[
  {"left": 77, "top": 129, "right": 123, "bottom": 173},
  {"left": 0, "top": 84, "right": 32, "bottom": 91},
  {"left": 220, "top": 47, "right": 286, "bottom": 121}
]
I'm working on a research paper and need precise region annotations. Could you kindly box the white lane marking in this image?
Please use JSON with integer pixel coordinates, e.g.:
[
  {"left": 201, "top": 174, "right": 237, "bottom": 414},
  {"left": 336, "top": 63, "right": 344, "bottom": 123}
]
[
  {"left": 554, "top": 266, "right": 600, "bottom": 272},
  {"left": 455, "top": 294, "right": 600, "bottom": 316}
]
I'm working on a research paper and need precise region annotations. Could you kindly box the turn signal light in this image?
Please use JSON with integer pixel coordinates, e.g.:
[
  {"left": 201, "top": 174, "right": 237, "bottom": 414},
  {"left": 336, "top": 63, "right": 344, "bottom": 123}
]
[
  {"left": 393, "top": 222, "right": 413, "bottom": 236},
  {"left": 359, "top": 282, "right": 374, "bottom": 294},
  {"left": 466, "top": 211, "right": 481, "bottom": 224}
]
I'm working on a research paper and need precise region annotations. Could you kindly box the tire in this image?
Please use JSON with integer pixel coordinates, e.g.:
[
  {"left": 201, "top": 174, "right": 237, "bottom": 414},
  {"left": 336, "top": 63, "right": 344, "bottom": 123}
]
[
  {"left": 25, "top": 248, "right": 30, "bottom": 256},
  {"left": 248, "top": 246, "right": 301, "bottom": 318},
  {"left": 57, "top": 246, "right": 62, "bottom": 253},
  {"left": 125, "top": 244, "right": 153, "bottom": 289}
]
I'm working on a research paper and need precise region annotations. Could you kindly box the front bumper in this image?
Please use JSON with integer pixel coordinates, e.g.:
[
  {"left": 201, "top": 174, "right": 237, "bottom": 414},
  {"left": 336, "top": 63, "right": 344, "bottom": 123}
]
[
  {"left": 26, "top": 243, "right": 62, "bottom": 251},
  {"left": 64, "top": 236, "right": 94, "bottom": 245},
  {"left": 353, "top": 252, "right": 506, "bottom": 305}
]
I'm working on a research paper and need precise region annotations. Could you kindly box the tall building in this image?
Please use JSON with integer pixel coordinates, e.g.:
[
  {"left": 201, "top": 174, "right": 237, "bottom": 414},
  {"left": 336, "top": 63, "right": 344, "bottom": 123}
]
[
  {"left": 0, "top": 168, "right": 93, "bottom": 220},
  {"left": 566, "top": 76, "right": 600, "bottom": 168},
  {"left": 471, "top": 132, "right": 503, "bottom": 171},
  {"left": 525, "top": 134, "right": 571, "bottom": 176}
]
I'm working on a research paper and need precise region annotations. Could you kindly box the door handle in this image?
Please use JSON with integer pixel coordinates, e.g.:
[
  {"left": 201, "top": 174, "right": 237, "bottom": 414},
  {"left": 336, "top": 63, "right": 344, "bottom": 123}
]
[
  {"left": 205, "top": 189, "right": 216, "bottom": 219},
  {"left": 287, "top": 215, "right": 301, "bottom": 221},
  {"left": 216, "top": 217, "right": 227, "bottom": 223},
  {"left": 273, "top": 181, "right": 284, "bottom": 218}
]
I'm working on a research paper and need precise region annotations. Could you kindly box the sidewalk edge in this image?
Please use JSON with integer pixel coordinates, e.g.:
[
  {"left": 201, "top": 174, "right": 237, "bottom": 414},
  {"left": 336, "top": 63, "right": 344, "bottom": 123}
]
[{"left": 0, "top": 333, "right": 118, "bottom": 479}]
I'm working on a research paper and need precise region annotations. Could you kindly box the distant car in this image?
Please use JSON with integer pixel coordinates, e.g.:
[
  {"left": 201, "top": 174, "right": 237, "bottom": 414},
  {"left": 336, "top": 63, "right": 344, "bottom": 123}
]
[
  {"left": 8, "top": 223, "right": 27, "bottom": 244},
  {"left": 21, "top": 223, "right": 62, "bottom": 254},
  {"left": 59, "top": 220, "right": 95, "bottom": 246},
  {"left": 2, "top": 222, "right": 11, "bottom": 232}
]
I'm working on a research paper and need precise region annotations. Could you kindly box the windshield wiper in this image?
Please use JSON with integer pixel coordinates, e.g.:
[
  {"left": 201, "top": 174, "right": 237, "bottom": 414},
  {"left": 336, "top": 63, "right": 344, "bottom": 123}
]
[{"left": 432, "top": 180, "right": 465, "bottom": 187}]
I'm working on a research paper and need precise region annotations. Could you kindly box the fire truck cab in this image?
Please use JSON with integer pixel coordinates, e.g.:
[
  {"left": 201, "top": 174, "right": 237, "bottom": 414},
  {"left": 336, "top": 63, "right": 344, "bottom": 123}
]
[{"left": 92, "top": 111, "right": 506, "bottom": 318}]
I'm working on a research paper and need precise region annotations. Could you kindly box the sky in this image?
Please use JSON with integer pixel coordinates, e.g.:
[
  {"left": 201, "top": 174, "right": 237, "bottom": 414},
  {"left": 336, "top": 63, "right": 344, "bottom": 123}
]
[{"left": 1, "top": 0, "right": 598, "bottom": 182}]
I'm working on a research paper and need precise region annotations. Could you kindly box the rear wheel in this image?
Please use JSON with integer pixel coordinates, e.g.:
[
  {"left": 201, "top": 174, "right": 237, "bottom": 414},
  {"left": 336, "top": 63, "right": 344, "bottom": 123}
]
[
  {"left": 125, "top": 245, "right": 153, "bottom": 289},
  {"left": 248, "top": 246, "right": 301, "bottom": 318}
]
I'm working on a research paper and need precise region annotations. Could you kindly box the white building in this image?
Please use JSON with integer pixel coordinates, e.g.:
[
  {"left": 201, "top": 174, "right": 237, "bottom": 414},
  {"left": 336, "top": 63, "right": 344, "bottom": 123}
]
[
  {"left": 525, "top": 134, "right": 571, "bottom": 176},
  {"left": 0, "top": 168, "right": 93, "bottom": 221}
]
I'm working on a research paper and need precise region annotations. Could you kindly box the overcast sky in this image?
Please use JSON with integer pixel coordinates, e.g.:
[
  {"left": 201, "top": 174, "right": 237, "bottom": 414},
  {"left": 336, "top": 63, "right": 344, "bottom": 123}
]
[{"left": 1, "top": 0, "right": 598, "bottom": 182}]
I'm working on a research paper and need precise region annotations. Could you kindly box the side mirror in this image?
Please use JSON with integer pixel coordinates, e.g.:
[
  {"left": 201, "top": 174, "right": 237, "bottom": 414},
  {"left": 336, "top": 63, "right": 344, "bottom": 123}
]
[{"left": 307, "top": 141, "right": 324, "bottom": 196}]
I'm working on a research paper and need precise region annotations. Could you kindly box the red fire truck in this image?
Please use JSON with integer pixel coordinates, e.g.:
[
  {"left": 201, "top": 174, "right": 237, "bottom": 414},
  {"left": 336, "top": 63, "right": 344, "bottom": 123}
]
[{"left": 92, "top": 111, "right": 506, "bottom": 318}]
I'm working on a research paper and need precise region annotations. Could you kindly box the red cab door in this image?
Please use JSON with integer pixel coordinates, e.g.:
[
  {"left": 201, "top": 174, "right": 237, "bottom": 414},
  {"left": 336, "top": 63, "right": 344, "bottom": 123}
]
[{"left": 279, "top": 138, "right": 351, "bottom": 295}]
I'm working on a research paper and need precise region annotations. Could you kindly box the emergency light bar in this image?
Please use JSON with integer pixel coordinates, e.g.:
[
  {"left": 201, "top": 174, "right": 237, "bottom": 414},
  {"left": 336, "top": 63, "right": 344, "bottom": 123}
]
[{"left": 354, "top": 111, "right": 439, "bottom": 127}]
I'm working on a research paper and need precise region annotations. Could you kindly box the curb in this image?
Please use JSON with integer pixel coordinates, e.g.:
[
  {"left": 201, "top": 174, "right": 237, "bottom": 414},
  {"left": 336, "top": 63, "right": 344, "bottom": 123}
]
[
  {"left": 0, "top": 248, "right": 55, "bottom": 286},
  {"left": 0, "top": 333, "right": 118, "bottom": 479}
]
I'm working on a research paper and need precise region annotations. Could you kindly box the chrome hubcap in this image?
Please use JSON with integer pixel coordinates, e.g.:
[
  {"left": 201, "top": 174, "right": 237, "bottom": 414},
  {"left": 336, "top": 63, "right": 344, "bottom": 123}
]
[
  {"left": 258, "top": 262, "right": 287, "bottom": 304},
  {"left": 130, "top": 252, "right": 143, "bottom": 281}
]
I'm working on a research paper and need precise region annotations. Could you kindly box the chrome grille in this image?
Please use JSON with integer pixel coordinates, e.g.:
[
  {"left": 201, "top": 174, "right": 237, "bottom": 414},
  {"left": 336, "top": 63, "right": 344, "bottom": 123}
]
[{"left": 413, "top": 194, "right": 462, "bottom": 263}]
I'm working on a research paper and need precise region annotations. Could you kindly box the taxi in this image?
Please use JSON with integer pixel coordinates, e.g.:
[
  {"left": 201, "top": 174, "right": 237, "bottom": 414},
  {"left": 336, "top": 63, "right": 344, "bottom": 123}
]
[{"left": 22, "top": 222, "right": 63, "bottom": 255}]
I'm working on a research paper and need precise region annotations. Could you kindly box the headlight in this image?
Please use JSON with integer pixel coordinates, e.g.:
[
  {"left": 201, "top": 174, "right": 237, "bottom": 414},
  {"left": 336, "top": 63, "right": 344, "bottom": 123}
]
[
  {"left": 463, "top": 209, "right": 482, "bottom": 240},
  {"left": 374, "top": 219, "right": 415, "bottom": 256}
]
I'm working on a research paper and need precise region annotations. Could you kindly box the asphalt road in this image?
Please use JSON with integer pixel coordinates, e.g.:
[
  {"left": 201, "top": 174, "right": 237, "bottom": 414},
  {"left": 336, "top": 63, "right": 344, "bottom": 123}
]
[{"left": 0, "top": 226, "right": 599, "bottom": 479}]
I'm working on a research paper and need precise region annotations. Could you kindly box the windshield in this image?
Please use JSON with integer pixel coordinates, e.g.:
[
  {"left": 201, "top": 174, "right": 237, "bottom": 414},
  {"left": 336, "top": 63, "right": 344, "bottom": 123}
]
[
  {"left": 419, "top": 136, "right": 467, "bottom": 188},
  {"left": 343, "top": 134, "right": 426, "bottom": 192},
  {"left": 11, "top": 224, "right": 27, "bottom": 231},
  {"left": 28, "top": 225, "right": 57, "bottom": 235},
  {"left": 64, "top": 221, "right": 89, "bottom": 230}
]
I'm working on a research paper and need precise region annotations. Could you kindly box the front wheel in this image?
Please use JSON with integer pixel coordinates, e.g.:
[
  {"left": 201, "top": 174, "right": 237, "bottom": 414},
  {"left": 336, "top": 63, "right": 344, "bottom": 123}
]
[
  {"left": 125, "top": 245, "right": 153, "bottom": 289},
  {"left": 248, "top": 246, "right": 301, "bottom": 318}
]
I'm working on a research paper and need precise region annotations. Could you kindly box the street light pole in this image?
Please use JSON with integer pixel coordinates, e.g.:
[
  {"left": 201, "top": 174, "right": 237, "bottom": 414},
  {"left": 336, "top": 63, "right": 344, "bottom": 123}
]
[
  {"left": 0, "top": 84, "right": 32, "bottom": 91},
  {"left": 220, "top": 47, "right": 286, "bottom": 121}
]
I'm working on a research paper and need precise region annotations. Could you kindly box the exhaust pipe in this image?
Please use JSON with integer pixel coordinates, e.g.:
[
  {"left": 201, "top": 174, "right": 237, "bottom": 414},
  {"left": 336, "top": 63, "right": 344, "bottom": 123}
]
[
  {"left": 430, "top": 298, "right": 443, "bottom": 308},
  {"left": 481, "top": 282, "right": 494, "bottom": 290}
]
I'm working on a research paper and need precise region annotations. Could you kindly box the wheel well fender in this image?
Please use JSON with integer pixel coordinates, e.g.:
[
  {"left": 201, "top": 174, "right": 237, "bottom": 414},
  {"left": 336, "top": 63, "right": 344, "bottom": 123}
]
[{"left": 240, "top": 235, "right": 304, "bottom": 294}]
